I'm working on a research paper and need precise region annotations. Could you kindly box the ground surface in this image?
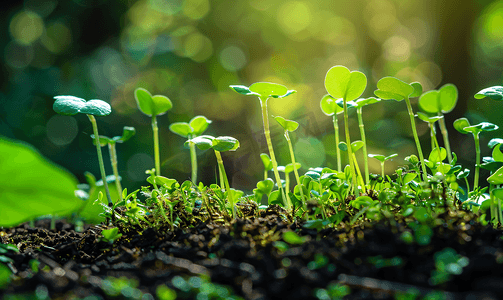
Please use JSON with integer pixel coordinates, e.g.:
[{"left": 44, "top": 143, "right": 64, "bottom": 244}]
[{"left": 1, "top": 207, "right": 503, "bottom": 300}]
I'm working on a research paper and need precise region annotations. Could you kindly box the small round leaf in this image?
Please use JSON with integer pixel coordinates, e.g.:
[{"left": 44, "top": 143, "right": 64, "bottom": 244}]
[
  {"left": 134, "top": 88, "right": 172, "bottom": 117},
  {"left": 274, "top": 116, "right": 299, "bottom": 132},
  {"left": 260, "top": 153, "right": 273, "bottom": 171},
  {"left": 249, "top": 82, "right": 288, "bottom": 98},
  {"left": 320, "top": 94, "right": 342, "bottom": 116},
  {"left": 229, "top": 85, "right": 259, "bottom": 96},
  {"left": 116, "top": 126, "right": 136, "bottom": 143},
  {"left": 212, "top": 136, "right": 240, "bottom": 152},
  {"left": 325, "top": 65, "right": 367, "bottom": 101},
  {"left": 187, "top": 135, "right": 214, "bottom": 150},
  {"left": 169, "top": 122, "right": 192, "bottom": 138},
  {"left": 374, "top": 77, "right": 414, "bottom": 101},
  {"left": 475, "top": 86, "right": 503, "bottom": 101},
  {"left": 453, "top": 118, "right": 471, "bottom": 134},
  {"left": 189, "top": 115, "right": 212, "bottom": 136},
  {"left": 53, "top": 96, "right": 111, "bottom": 116}
]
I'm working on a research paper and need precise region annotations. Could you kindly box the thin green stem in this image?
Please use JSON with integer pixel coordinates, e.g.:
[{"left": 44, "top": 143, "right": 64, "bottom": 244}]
[
  {"left": 152, "top": 115, "right": 161, "bottom": 176},
  {"left": 189, "top": 140, "right": 198, "bottom": 183},
  {"left": 438, "top": 113, "right": 453, "bottom": 163},
  {"left": 381, "top": 162, "right": 385, "bottom": 179},
  {"left": 343, "top": 99, "right": 358, "bottom": 195},
  {"left": 108, "top": 143, "right": 123, "bottom": 201},
  {"left": 431, "top": 123, "right": 442, "bottom": 164},
  {"left": 285, "top": 131, "right": 306, "bottom": 203},
  {"left": 333, "top": 115, "right": 341, "bottom": 172},
  {"left": 464, "top": 177, "right": 470, "bottom": 195},
  {"left": 352, "top": 153, "right": 366, "bottom": 194},
  {"left": 87, "top": 115, "right": 113, "bottom": 205},
  {"left": 357, "top": 107, "right": 369, "bottom": 186},
  {"left": 214, "top": 150, "right": 235, "bottom": 218},
  {"left": 259, "top": 98, "right": 289, "bottom": 209},
  {"left": 473, "top": 133, "right": 480, "bottom": 191},
  {"left": 490, "top": 184, "right": 496, "bottom": 226},
  {"left": 404, "top": 97, "right": 428, "bottom": 182}
]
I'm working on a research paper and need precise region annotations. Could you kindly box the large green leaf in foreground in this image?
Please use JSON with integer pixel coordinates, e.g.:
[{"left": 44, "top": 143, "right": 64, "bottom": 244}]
[{"left": 0, "top": 137, "right": 79, "bottom": 227}]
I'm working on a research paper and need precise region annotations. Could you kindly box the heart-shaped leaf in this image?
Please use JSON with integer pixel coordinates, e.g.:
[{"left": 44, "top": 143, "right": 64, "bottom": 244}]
[
  {"left": 284, "top": 162, "right": 301, "bottom": 173},
  {"left": 320, "top": 94, "right": 344, "bottom": 116},
  {"left": 0, "top": 137, "right": 79, "bottom": 227},
  {"left": 256, "top": 178, "right": 274, "bottom": 195},
  {"left": 260, "top": 153, "right": 273, "bottom": 171},
  {"left": 488, "top": 166, "right": 503, "bottom": 185},
  {"left": 355, "top": 97, "right": 381, "bottom": 108},
  {"left": 53, "top": 96, "right": 111, "bottom": 116},
  {"left": 249, "top": 82, "right": 288, "bottom": 98},
  {"left": 410, "top": 82, "right": 423, "bottom": 98},
  {"left": 187, "top": 135, "right": 214, "bottom": 150},
  {"left": 169, "top": 122, "right": 192, "bottom": 138},
  {"left": 229, "top": 85, "right": 259, "bottom": 96},
  {"left": 374, "top": 77, "right": 414, "bottom": 101},
  {"left": 475, "top": 86, "right": 503, "bottom": 101},
  {"left": 419, "top": 84, "right": 458, "bottom": 114},
  {"left": 190, "top": 115, "right": 212, "bottom": 136},
  {"left": 453, "top": 118, "right": 471, "bottom": 134},
  {"left": 116, "top": 126, "right": 136, "bottom": 143},
  {"left": 493, "top": 144, "right": 503, "bottom": 162},
  {"left": 212, "top": 136, "right": 240, "bottom": 152},
  {"left": 417, "top": 112, "right": 443, "bottom": 123},
  {"left": 325, "top": 66, "right": 367, "bottom": 101},
  {"left": 274, "top": 116, "right": 299, "bottom": 132},
  {"left": 134, "top": 88, "right": 172, "bottom": 117},
  {"left": 350, "top": 140, "right": 364, "bottom": 152},
  {"left": 429, "top": 147, "right": 447, "bottom": 163}
]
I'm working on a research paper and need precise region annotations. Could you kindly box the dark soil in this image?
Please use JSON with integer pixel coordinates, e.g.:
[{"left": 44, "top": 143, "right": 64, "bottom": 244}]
[{"left": 1, "top": 206, "right": 503, "bottom": 300}]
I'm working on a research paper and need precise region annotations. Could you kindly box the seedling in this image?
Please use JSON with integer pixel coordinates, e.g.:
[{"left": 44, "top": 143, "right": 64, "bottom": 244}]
[
  {"left": 169, "top": 115, "right": 212, "bottom": 183},
  {"left": 53, "top": 95, "right": 114, "bottom": 205},
  {"left": 187, "top": 135, "right": 240, "bottom": 218},
  {"left": 260, "top": 153, "right": 273, "bottom": 180},
  {"left": 374, "top": 77, "right": 427, "bottom": 182},
  {"left": 417, "top": 112, "right": 443, "bottom": 160},
  {"left": 134, "top": 88, "right": 173, "bottom": 176},
  {"left": 320, "top": 94, "right": 345, "bottom": 171},
  {"left": 230, "top": 82, "right": 296, "bottom": 209},
  {"left": 354, "top": 97, "right": 381, "bottom": 186},
  {"left": 274, "top": 115, "right": 306, "bottom": 203},
  {"left": 101, "top": 227, "right": 122, "bottom": 244},
  {"left": 324, "top": 66, "right": 367, "bottom": 194},
  {"left": 418, "top": 84, "right": 458, "bottom": 163},
  {"left": 453, "top": 118, "right": 498, "bottom": 191},
  {"left": 91, "top": 126, "right": 136, "bottom": 200},
  {"left": 368, "top": 153, "right": 398, "bottom": 179},
  {"left": 339, "top": 140, "right": 366, "bottom": 194}
]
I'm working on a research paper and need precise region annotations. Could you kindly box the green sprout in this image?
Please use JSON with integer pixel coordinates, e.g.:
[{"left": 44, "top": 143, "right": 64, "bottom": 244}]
[
  {"left": 453, "top": 118, "right": 498, "bottom": 191},
  {"left": 339, "top": 140, "right": 366, "bottom": 194},
  {"left": 260, "top": 153, "right": 273, "bottom": 180},
  {"left": 368, "top": 153, "right": 398, "bottom": 179},
  {"left": 169, "top": 116, "right": 212, "bottom": 184},
  {"left": 53, "top": 95, "right": 113, "bottom": 206},
  {"left": 134, "top": 88, "right": 173, "bottom": 176},
  {"left": 324, "top": 66, "right": 367, "bottom": 194},
  {"left": 91, "top": 126, "right": 136, "bottom": 201},
  {"left": 418, "top": 84, "right": 458, "bottom": 163},
  {"left": 101, "top": 227, "right": 122, "bottom": 244},
  {"left": 320, "top": 94, "right": 345, "bottom": 171},
  {"left": 417, "top": 112, "right": 444, "bottom": 161},
  {"left": 230, "top": 82, "right": 296, "bottom": 209},
  {"left": 187, "top": 135, "right": 240, "bottom": 218},
  {"left": 354, "top": 97, "right": 381, "bottom": 186},
  {"left": 274, "top": 115, "right": 306, "bottom": 203},
  {"left": 374, "top": 77, "right": 427, "bottom": 182}
]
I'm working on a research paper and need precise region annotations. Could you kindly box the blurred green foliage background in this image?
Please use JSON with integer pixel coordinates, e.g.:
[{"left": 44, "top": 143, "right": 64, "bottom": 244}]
[{"left": 1, "top": 0, "right": 503, "bottom": 193}]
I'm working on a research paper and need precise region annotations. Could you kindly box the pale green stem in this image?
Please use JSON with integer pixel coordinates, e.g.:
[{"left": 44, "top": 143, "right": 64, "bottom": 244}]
[
  {"left": 264, "top": 170, "right": 268, "bottom": 181},
  {"left": 380, "top": 162, "right": 385, "bottom": 179},
  {"left": 357, "top": 107, "right": 369, "bottom": 186},
  {"left": 438, "top": 113, "right": 453, "bottom": 163},
  {"left": 431, "top": 123, "right": 442, "bottom": 165},
  {"left": 284, "top": 171, "right": 291, "bottom": 205},
  {"left": 285, "top": 131, "right": 306, "bottom": 203},
  {"left": 404, "top": 97, "right": 428, "bottom": 182},
  {"left": 189, "top": 140, "right": 198, "bottom": 183},
  {"left": 333, "top": 115, "right": 341, "bottom": 172},
  {"left": 108, "top": 143, "right": 123, "bottom": 201},
  {"left": 214, "top": 150, "right": 235, "bottom": 218},
  {"left": 88, "top": 115, "right": 113, "bottom": 205},
  {"left": 464, "top": 177, "right": 470, "bottom": 195},
  {"left": 152, "top": 115, "right": 161, "bottom": 176},
  {"left": 352, "top": 152, "right": 366, "bottom": 194},
  {"left": 473, "top": 133, "right": 481, "bottom": 191},
  {"left": 343, "top": 99, "right": 358, "bottom": 195},
  {"left": 259, "top": 97, "right": 289, "bottom": 209},
  {"left": 490, "top": 184, "right": 496, "bottom": 226}
]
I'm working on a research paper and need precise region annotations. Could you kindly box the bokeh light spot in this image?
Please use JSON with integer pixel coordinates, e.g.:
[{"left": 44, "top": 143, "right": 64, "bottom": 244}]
[
  {"left": 219, "top": 46, "right": 247, "bottom": 72},
  {"left": 383, "top": 36, "right": 411, "bottom": 62},
  {"left": 183, "top": 32, "right": 213, "bottom": 62},
  {"left": 4, "top": 42, "right": 34, "bottom": 69},
  {"left": 183, "top": 0, "right": 210, "bottom": 20},
  {"left": 42, "top": 22, "right": 72, "bottom": 54},
  {"left": 46, "top": 115, "right": 79, "bottom": 146},
  {"left": 9, "top": 10, "right": 44, "bottom": 45},
  {"left": 277, "top": 1, "right": 312, "bottom": 35}
]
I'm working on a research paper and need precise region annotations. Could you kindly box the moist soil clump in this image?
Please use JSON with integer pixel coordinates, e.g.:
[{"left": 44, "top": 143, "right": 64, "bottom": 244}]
[{"left": 1, "top": 208, "right": 503, "bottom": 300}]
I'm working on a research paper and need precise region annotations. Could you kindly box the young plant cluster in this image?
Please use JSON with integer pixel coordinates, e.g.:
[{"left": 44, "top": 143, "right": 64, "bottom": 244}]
[{"left": 3, "top": 65, "right": 503, "bottom": 238}]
